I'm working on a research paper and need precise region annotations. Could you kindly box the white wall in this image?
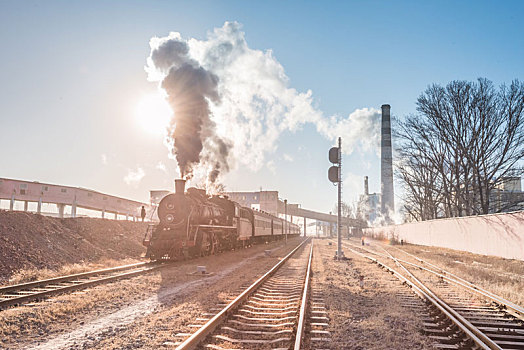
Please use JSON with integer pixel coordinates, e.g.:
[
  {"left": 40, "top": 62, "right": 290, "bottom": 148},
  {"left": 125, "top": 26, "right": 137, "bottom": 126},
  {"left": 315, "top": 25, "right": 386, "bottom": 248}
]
[{"left": 363, "top": 211, "right": 524, "bottom": 261}]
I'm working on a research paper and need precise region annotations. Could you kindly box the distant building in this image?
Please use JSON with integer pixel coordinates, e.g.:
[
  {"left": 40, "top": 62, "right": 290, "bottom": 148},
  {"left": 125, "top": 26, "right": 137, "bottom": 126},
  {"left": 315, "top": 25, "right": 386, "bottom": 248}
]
[
  {"left": 225, "top": 190, "right": 279, "bottom": 216},
  {"left": 149, "top": 190, "right": 171, "bottom": 206},
  {"left": 358, "top": 193, "right": 381, "bottom": 224},
  {"left": 499, "top": 177, "right": 522, "bottom": 192},
  {"left": 357, "top": 176, "right": 381, "bottom": 224},
  {"left": 490, "top": 177, "right": 524, "bottom": 213}
]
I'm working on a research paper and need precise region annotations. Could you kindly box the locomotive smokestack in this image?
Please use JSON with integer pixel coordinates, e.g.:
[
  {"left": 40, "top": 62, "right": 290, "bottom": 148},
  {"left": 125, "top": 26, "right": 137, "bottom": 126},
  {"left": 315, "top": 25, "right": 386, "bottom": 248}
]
[
  {"left": 364, "top": 176, "right": 369, "bottom": 196},
  {"left": 175, "top": 179, "right": 186, "bottom": 195},
  {"left": 380, "top": 104, "right": 394, "bottom": 221}
]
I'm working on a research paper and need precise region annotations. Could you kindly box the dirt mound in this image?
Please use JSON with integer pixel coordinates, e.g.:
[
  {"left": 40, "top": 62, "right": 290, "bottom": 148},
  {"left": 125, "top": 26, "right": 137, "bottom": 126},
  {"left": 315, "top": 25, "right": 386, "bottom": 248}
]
[{"left": 0, "top": 211, "right": 148, "bottom": 282}]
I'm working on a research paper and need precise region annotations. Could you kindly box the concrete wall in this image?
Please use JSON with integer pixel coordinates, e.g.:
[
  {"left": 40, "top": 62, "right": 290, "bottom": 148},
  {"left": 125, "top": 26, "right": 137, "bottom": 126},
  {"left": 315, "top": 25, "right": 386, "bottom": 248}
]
[{"left": 363, "top": 211, "right": 524, "bottom": 261}]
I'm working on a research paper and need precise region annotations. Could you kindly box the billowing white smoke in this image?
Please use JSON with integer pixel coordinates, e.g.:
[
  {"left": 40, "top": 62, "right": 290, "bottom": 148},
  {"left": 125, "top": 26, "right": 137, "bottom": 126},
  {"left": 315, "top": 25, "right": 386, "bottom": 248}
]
[{"left": 146, "top": 22, "right": 380, "bottom": 188}]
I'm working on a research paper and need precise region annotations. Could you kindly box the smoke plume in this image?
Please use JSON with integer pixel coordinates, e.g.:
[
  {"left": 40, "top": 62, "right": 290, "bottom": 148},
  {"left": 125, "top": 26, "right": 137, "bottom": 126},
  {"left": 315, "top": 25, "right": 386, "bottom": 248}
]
[
  {"left": 147, "top": 32, "right": 230, "bottom": 183},
  {"left": 146, "top": 22, "right": 380, "bottom": 187}
]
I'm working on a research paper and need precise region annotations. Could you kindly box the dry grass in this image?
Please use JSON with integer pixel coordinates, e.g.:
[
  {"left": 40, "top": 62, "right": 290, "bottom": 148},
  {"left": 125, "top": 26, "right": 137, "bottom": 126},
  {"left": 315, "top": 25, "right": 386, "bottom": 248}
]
[
  {"left": 314, "top": 240, "right": 434, "bottom": 349},
  {"left": 371, "top": 240, "right": 524, "bottom": 308},
  {"left": 0, "top": 273, "right": 159, "bottom": 347},
  {"left": 5, "top": 258, "right": 143, "bottom": 286}
]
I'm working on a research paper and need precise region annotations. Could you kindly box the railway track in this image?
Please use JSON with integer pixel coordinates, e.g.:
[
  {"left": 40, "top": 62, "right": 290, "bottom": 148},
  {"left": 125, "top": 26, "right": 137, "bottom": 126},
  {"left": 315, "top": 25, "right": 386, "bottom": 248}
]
[
  {"left": 173, "top": 238, "right": 325, "bottom": 349},
  {"left": 0, "top": 261, "right": 163, "bottom": 310},
  {"left": 340, "top": 239, "right": 524, "bottom": 349}
]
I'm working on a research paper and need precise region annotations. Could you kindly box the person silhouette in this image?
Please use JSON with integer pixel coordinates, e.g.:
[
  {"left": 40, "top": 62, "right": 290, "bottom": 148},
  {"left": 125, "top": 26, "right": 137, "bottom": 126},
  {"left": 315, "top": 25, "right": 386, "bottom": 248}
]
[{"left": 140, "top": 206, "right": 146, "bottom": 222}]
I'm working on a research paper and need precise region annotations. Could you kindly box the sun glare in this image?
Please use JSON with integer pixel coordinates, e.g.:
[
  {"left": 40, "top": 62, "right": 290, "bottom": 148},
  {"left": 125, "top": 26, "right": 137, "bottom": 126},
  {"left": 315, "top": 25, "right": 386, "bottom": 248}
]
[{"left": 135, "top": 93, "right": 172, "bottom": 134}]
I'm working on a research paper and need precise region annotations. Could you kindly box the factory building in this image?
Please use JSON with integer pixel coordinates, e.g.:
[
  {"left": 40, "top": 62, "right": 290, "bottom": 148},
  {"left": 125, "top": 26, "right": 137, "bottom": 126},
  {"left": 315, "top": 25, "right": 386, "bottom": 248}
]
[
  {"left": 225, "top": 190, "right": 280, "bottom": 216},
  {"left": 490, "top": 177, "right": 524, "bottom": 213},
  {"left": 357, "top": 176, "right": 381, "bottom": 224}
]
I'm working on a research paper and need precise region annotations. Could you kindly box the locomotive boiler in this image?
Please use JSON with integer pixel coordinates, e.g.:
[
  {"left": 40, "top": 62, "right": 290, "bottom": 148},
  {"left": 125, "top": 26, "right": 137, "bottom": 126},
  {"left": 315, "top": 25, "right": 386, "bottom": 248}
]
[{"left": 143, "top": 179, "right": 301, "bottom": 260}]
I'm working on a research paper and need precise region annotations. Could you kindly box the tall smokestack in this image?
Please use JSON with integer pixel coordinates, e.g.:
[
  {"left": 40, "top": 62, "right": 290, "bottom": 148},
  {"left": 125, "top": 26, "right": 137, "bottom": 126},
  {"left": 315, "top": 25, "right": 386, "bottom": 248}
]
[
  {"left": 364, "top": 176, "right": 369, "bottom": 195},
  {"left": 380, "top": 104, "right": 394, "bottom": 220},
  {"left": 175, "top": 179, "right": 186, "bottom": 195}
]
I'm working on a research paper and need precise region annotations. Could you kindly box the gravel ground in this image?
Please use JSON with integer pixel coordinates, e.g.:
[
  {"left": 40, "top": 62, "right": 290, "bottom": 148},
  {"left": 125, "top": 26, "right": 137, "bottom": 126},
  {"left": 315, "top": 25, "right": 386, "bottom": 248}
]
[
  {"left": 312, "top": 239, "right": 435, "bottom": 349},
  {"left": 0, "top": 237, "right": 303, "bottom": 350}
]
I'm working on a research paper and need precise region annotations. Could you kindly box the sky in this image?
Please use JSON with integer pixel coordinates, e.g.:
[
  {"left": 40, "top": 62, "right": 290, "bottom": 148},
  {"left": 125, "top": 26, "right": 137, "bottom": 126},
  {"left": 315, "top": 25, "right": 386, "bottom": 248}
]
[{"left": 1, "top": 0, "right": 523, "bottom": 214}]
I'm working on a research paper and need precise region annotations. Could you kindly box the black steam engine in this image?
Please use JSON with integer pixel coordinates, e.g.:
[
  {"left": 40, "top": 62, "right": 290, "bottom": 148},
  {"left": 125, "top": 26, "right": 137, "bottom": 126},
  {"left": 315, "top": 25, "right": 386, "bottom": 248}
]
[{"left": 143, "top": 179, "right": 300, "bottom": 260}]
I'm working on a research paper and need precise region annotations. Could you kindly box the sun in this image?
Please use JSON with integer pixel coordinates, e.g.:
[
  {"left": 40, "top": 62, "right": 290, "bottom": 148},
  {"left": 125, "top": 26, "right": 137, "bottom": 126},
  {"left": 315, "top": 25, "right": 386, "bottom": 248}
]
[{"left": 135, "top": 92, "right": 172, "bottom": 134}]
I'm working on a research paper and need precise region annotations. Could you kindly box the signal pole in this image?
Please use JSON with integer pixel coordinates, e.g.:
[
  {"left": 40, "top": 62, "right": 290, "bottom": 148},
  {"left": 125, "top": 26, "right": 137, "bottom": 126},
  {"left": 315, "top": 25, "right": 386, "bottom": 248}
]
[
  {"left": 336, "top": 137, "right": 343, "bottom": 259},
  {"left": 328, "top": 137, "right": 344, "bottom": 260}
]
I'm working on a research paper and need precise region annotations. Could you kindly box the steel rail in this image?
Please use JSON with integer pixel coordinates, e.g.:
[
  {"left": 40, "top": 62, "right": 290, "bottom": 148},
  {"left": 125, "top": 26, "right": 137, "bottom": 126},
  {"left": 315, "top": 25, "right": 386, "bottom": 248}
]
[
  {"left": 0, "top": 261, "right": 161, "bottom": 309},
  {"left": 0, "top": 261, "right": 152, "bottom": 293},
  {"left": 175, "top": 237, "right": 311, "bottom": 350},
  {"left": 346, "top": 245, "right": 502, "bottom": 350},
  {"left": 294, "top": 241, "right": 314, "bottom": 350},
  {"left": 341, "top": 242, "right": 500, "bottom": 350},
  {"left": 349, "top": 239, "right": 524, "bottom": 319},
  {"left": 388, "top": 245, "right": 524, "bottom": 319},
  {"left": 378, "top": 245, "right": 502, "bottom": 350}
]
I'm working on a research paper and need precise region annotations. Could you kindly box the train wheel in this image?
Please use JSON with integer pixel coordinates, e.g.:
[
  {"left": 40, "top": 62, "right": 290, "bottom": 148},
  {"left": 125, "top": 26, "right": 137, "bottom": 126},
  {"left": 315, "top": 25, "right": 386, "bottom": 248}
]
[
  {"left": 200, "top": 233, "right": 210, "bottom": 256},
  {"left": 201, "top": 232, "right": 217, "bottom": 256},
  {"left": 211, "top": 233, "right": 219, "bottom": 255}
]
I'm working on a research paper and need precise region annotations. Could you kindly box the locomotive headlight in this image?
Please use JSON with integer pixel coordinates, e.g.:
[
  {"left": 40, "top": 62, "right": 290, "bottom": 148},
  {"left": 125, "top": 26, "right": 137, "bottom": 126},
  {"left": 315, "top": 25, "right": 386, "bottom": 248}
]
[
  {"left": 166, "top": 202, "right": 175, "bottom": 210},
  {"left": 165, "top": 214, "right": 175, "bottom": 223}
]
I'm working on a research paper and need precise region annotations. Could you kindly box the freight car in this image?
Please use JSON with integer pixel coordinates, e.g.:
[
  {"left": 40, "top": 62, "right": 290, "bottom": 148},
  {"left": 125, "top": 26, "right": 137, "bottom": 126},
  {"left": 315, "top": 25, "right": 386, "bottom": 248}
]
[{"left": 143, "top": 179, "right": 300, "bottom": 260}]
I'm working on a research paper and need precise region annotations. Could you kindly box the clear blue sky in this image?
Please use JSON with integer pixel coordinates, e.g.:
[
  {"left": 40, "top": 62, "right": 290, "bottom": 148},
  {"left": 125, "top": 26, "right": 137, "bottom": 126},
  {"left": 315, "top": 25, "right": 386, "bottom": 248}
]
[{"left": 1, "top": 0, "right": 523, "bottom": 213}]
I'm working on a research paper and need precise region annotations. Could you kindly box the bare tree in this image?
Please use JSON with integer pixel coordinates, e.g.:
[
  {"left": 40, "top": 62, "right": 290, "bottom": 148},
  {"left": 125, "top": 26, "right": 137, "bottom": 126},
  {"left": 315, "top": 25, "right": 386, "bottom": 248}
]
[
  {"left": 333, "top": 201, "right": 354, "bottom": 218},
  {"left": 396, "top": 78, "right": 524, "bottom": 219}
]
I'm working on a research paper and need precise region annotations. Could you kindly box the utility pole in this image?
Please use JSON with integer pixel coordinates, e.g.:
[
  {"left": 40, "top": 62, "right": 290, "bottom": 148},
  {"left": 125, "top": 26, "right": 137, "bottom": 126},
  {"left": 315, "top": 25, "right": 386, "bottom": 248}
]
[
  {"left": 328, "top": 137, "right": 344, "bottom": 260},
  {"left": 347, "top": 214, "right": 351, "bottom": 238},
  {"left": 303, "top": 216, "right": 306, "bottom": 237},
  {"left": 284, "top": 199, "right": 288, "bottom": 245}
]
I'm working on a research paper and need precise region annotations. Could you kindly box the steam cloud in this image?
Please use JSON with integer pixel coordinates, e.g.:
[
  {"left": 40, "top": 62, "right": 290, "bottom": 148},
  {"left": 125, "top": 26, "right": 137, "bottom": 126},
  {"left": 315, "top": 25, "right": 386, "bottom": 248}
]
[{"left": 146, "top": 22, "right": 380, "bottom": 188}]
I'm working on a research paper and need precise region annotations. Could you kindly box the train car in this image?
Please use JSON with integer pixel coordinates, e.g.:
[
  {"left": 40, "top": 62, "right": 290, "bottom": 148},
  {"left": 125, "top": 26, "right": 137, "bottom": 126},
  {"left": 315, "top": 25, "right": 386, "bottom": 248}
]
[
  {"left": 143, "top": 179, "right": 301, "bottom": 260},
  {"left": 253, "top": 210, "right": 273, "bottom": 238},
  {"left": 272, "top": 217, "right": 283, "bottom": 236},
  {"left": 237, "top": 206, "right": 253, "bottom": 241}
]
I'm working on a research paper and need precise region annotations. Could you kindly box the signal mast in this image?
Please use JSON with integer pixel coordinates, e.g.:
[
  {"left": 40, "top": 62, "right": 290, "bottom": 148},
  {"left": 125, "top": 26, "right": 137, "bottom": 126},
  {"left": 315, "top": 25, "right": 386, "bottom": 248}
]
[{"left": 328, "top": 137, "right": 344, "bottom": 260}]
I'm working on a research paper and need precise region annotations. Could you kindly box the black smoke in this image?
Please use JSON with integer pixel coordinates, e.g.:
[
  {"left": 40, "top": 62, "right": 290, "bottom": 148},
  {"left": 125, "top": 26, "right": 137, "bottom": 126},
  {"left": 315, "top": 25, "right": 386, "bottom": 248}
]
[{"left": 150, "top": 36, "right": 230, "bottom": 183}]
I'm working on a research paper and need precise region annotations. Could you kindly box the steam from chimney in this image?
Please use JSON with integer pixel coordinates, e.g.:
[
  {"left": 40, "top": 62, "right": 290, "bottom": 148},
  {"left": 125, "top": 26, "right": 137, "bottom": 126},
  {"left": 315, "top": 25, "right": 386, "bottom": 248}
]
[{"left": 146, "top": 22, "right": 381, "bottom": 188}]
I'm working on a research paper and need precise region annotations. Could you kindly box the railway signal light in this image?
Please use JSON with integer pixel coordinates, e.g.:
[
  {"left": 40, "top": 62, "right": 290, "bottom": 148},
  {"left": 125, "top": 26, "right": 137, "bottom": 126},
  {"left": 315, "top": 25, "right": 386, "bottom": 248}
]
[
  {"left": 328, "top": 146, "right": 339, "bottom": 164},
  {"left": 328, "top": 146, "right": 340, "bottom": 183},
  {"left": 328, "top": 166, "right": 339, "bottom": 183}
]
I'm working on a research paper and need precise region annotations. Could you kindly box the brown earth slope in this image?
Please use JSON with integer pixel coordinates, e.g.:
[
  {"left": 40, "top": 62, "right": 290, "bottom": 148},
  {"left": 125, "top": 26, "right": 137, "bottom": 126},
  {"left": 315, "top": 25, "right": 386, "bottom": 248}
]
[{"left": 0, "top": 211, "right": 147, "bottom": 282}]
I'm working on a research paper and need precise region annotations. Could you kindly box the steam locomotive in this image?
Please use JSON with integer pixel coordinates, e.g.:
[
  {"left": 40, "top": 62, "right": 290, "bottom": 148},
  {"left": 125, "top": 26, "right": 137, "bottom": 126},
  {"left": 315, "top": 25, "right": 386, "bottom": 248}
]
[{"left": 143, "top": 179, "right": 300, "bottom": 260}]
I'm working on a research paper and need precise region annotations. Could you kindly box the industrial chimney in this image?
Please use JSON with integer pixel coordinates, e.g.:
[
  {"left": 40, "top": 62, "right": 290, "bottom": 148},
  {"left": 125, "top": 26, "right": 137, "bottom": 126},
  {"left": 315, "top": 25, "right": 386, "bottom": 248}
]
[
  {"left": 364, "top": 176, "right": 369, "bottom": 196},
  {"left": 380, "top": 104, "right": 394, "bottom": 221},
  {"left": 175, "top": 179, "right": 186, "bottom": 195}
]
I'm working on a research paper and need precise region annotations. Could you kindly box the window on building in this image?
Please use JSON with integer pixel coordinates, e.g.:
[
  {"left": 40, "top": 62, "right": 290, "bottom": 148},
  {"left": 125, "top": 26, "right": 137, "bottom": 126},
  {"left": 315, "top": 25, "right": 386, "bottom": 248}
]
[
  {"left": 42, "top": 185, "right": 49, "bottom": 191},
  {"left": 103, "top": 196, "right": 108, "bottom": 201},
  {"left": 61, "top": 188, "right": 67, "bottom": 193},
  {"left": 254, "top": 196, "right": 257, "bottom": 200},
  {"left": 20, "top": 184, "right": 27, "bottom": 189},
  {"left": 20, "top": 189, "right": 26, "bottom": 195},
  {"left": 242, "top": 196, "right": 246, "bottom": 200},
  {"left": 87, "top": 193, "right": 93, "bottom": 197}
]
